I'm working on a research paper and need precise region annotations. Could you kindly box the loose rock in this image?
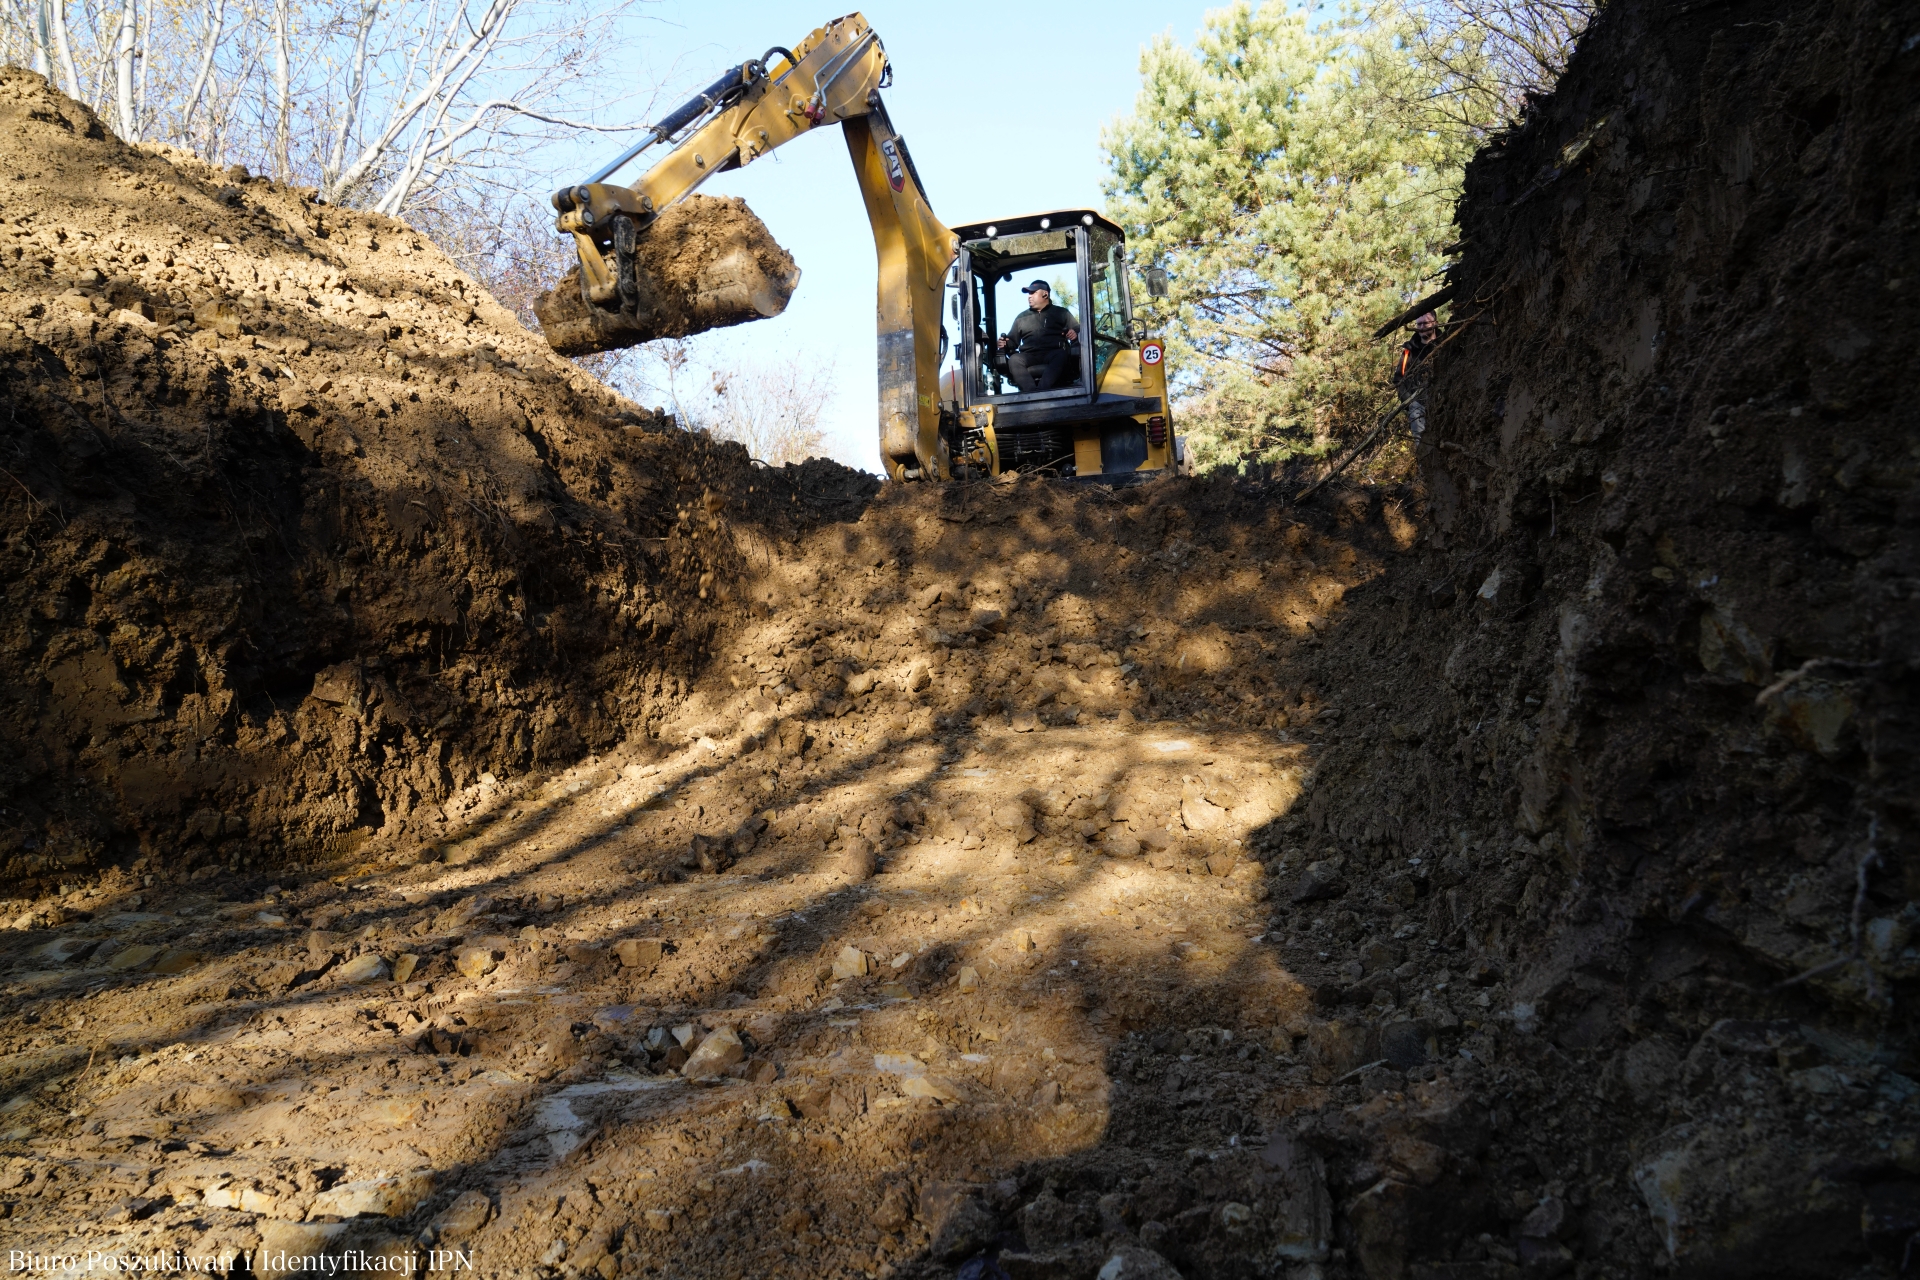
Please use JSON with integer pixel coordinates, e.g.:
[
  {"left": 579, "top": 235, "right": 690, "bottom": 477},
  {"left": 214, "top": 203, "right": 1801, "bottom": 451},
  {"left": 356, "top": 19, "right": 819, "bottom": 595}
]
[
  {"left": 335, "top": 954, "right": 390, "bottom": 984},
  {"left": 613, "top": 937, "right": 662, "bottom": 968},
  {"left": 681, "top": 1026, "right": 745, "bottom": 1079},
  {"left": 310, "top": 1171, "right": 434, "bottom": 1219}
]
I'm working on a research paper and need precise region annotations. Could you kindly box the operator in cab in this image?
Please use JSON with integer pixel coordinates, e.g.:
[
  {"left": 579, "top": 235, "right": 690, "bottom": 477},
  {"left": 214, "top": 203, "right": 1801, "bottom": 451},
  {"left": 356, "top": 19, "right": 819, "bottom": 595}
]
[{"left": 998, "top": 280, "right": 1079, "bottom": 392}]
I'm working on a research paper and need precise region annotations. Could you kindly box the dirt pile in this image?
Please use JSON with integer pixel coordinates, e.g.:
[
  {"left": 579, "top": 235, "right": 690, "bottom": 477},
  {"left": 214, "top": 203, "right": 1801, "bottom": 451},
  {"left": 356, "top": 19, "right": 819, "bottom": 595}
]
[
  {"left": 0, "top": 0, "right": 1915, "bottom": 1274},
  {"left": 534, "top": 196, "right": 803, "bottom": 356},
  {"left": 0, "top": 67, "right": 861, "bottom": 887}
]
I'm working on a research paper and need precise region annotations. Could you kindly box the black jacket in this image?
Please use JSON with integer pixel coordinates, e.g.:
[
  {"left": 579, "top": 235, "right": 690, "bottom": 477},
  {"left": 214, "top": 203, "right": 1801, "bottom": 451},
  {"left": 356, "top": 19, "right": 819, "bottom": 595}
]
[
  {"left": 1004, "top": 303, "right": 1079, "bottom": 353},
  {"left": 1394, "top": 332, "right": 1437, "bottom": 387}
]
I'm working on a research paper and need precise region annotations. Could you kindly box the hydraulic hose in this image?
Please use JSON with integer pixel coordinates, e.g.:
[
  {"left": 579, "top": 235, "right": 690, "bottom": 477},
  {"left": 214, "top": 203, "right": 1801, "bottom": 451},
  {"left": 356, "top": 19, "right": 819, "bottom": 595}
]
[{"left": 577, "top": 59, "right": 766, "bottom": 189}]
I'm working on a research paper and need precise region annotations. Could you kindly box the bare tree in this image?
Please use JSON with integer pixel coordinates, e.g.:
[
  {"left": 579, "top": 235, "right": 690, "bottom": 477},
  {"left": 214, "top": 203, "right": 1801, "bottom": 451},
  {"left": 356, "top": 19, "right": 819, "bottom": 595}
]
[
  {"left": 308, "top": 0, "right": 644, "bottom": 216},
  {"left": 1450, "top": 0, "right": 1593, "bottom": 107},
  {"left": 48, "top": 0, "right": 80, "bottom": 97},
  {"left": 1374, "top": 0, "right": 1598, "bottom": 136},
  {"left": 270, "top": 0, "right": 288, "bottom": 177},
  {"left": 9, "top": 0, "right": 51, "bottom": 76},
  {"left": 568, "top": 336, "right": 838, "bottom": 463},
  {"left": 703, "top": 358, "right": 834, "bottom": 465},
  {"left": 2, "top": 0, "right": 647, "bottom": 225},
  {"left": 135, "top": 0, "right": 150, "bottom": 131},
  {"left": 321, "top": 0, "right": 377, "bottom": 192},
  {"left": 179, "top": 0, "right": 226, "bottom": 144},
  {"left": 110, "top": 0, "right": 135, "bottom": 137}
]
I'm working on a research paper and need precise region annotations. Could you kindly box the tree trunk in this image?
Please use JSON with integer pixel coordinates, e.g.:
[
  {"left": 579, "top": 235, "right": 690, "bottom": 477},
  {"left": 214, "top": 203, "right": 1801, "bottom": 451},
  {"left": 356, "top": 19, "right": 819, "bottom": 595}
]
[
  {"left": 48, "top": 0, "right": 81, "bottom": 100},
  {"left": 31, "top": 0, "right": 52, "bottom": 78},
  {"left": 324, "top": 0, "right": 378, "bottom": 194},
  {"left": 136, "top": 0, "right": 151, "bottom": 139},
  {"left": 272, "top": 0, "right": 289, "bottom": 179},
  {"left": 180, "top": 0, "right": 224, "bottom": 149},
  {"left": 113, "top": 0, "right": 137, "bottom": 141}
]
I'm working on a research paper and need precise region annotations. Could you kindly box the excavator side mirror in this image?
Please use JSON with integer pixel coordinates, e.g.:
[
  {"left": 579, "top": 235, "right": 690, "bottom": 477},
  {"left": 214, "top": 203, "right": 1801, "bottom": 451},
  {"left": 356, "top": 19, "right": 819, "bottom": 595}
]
[{"left": 1144, "top": 266, "right": 1169, "bottom": 298}]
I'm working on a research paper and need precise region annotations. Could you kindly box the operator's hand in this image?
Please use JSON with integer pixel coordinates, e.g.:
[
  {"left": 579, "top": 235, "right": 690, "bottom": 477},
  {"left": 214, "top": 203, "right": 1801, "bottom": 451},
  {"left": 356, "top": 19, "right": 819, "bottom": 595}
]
[
  {"left": 997, "top": 336, "right": 1007, "bottom": 350},
  {"left": 1065, "top": 328, "right": 1079, "bottom": 343}
]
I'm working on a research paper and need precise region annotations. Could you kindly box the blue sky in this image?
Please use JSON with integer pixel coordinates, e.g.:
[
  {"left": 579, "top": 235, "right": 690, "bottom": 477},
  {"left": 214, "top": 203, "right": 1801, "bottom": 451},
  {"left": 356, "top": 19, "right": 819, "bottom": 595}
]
[{"left": 554, "top": 1, "right": 1221, "bottom": 469}]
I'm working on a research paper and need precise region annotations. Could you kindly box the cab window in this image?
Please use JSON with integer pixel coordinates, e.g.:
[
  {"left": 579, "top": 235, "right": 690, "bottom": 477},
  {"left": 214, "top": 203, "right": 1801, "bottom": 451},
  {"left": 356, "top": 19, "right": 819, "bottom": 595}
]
[
  {"left": 963, "top": 228, "right": 1081, "bottom": 400},
  {"left": 1087, "top": 225, "right": 1132, "bottom": 381}
]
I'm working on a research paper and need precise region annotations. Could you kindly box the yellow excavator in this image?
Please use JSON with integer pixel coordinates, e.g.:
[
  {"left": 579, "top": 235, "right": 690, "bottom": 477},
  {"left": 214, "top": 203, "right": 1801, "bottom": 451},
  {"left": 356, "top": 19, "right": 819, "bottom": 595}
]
[{"left": 545, "top": 12, "right": 1179, "bottom": 483}]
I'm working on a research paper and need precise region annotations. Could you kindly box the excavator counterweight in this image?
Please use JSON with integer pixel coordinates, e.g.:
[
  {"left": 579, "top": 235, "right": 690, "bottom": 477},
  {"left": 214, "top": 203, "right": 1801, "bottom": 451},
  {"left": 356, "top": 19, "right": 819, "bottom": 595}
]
[{"left": 538, "top": 12, "right": 1180, "bottom": 483}]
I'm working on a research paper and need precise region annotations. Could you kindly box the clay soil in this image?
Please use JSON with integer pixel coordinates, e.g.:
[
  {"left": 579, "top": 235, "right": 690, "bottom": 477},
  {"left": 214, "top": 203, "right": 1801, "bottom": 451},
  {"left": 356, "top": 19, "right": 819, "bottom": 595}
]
[{"left": 0, "top": 0, "right": 1915, "bottom": 1277}]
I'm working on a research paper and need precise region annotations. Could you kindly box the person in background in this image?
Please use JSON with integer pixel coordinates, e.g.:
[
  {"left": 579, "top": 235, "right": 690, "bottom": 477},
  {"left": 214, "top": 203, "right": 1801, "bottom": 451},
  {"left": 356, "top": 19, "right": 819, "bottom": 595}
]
[{"left": 1394, "top": 311, "right": 1439, "bottom": 440}]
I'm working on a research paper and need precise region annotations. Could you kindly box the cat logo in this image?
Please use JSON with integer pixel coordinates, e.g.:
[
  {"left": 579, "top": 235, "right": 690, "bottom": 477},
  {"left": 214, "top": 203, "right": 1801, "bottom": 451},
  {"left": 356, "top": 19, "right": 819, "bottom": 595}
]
[
  {"left": 879, "top": 138, "right": 906, "bottom": 192},
  {"left": 1141, "top": 342, "right": 1164, "bottom": 366}
]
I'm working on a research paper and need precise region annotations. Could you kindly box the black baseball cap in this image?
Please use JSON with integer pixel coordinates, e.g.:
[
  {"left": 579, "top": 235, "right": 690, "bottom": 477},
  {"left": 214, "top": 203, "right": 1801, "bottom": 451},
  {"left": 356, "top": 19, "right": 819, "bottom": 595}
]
[{"left": 1021, "top": 280, "right": 1051, "bottom": 294}]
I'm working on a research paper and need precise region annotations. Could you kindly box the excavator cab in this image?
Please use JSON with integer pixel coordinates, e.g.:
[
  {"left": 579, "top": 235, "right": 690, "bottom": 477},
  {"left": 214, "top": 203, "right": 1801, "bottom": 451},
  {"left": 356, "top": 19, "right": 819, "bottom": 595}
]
[{"left": 943, "top": 211, "right": 1176, "bottom": 481}]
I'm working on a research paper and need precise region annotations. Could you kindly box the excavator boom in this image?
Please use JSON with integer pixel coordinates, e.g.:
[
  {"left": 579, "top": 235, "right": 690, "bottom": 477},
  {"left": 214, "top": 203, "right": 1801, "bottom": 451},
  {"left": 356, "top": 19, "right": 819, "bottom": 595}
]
[{"left": 544, "top": 13, "right": 955, "bottom": 480}]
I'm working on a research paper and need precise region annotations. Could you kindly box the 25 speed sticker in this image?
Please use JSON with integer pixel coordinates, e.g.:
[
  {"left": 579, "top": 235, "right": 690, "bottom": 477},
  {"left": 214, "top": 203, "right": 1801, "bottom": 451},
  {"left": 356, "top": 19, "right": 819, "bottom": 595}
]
[{"left": 1141, "top": 342, "right": 1164, "bottom": 365}]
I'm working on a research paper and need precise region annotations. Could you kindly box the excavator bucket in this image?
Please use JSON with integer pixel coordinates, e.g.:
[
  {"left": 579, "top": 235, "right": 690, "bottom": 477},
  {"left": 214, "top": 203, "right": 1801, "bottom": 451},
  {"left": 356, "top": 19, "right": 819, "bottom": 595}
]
[{"left": 534, "top": 195, "right": 801, "bottom": 356}]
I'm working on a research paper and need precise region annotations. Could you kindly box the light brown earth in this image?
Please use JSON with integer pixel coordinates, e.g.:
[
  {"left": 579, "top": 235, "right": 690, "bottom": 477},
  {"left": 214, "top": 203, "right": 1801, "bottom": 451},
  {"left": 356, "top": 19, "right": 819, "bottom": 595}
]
[
  {"left": 0, "top": 467, "right": 1404, "bottom": 1278},
  {"left": 1, "top": 0, "right": 1917, "bottom": 1275}
]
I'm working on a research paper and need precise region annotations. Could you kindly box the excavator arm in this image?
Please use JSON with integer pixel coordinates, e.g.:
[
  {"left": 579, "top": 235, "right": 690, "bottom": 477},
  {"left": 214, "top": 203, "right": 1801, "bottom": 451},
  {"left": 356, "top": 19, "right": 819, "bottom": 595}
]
[{"left": 549, "top": 13, "right": 956, "bottom": 480}]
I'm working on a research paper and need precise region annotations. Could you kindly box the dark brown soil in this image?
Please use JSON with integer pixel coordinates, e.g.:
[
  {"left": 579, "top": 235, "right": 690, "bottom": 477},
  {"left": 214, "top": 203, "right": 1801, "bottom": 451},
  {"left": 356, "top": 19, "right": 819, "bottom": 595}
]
[
  {"left": 0, "top": 68, "right": 857, "bottom": 886},
  {"left": 0, "top": 0, "right": 1914, "bottom": 1276},
  {"left": 1263, "top": 0, "right": 1920, "bottom": 1273}
]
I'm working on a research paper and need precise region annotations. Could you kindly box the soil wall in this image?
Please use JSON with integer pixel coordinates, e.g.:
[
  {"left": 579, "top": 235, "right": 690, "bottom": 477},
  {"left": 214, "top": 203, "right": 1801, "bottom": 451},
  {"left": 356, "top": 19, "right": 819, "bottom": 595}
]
[
  {"left": 0, "top": 67, "right": 869, "bottom": 889},
  {"left": 1273, "top": 0, "right": 1920, "bottom": 1270}
]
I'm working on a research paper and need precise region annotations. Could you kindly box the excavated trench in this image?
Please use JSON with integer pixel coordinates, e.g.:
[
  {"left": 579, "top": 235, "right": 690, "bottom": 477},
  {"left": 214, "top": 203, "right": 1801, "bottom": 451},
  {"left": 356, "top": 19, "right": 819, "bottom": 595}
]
[{"left": 0, "top": 0, "right": 1915, "bottom": 1276}]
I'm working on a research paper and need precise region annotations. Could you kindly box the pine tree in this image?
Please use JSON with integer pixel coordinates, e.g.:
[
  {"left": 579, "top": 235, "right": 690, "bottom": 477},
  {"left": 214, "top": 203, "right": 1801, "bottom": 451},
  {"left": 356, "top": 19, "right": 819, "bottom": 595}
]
[{"left": 1103, "top": 2, "right": 1486, "bottom": 472}]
